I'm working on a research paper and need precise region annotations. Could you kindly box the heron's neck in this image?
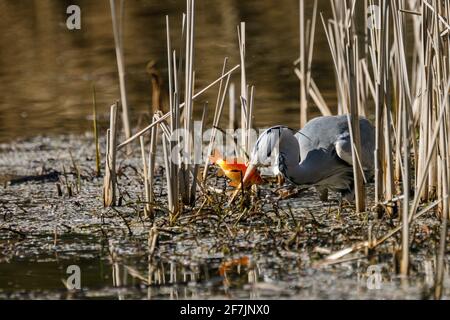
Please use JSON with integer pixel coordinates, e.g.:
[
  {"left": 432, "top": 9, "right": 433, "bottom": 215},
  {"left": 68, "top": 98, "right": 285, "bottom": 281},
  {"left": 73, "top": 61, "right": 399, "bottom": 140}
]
[
  {"left": 279, "top": 160, "right": 317, "bottom": 186},
  {"left": 277, "top": 130, "right": 318, "bottom": 185}
]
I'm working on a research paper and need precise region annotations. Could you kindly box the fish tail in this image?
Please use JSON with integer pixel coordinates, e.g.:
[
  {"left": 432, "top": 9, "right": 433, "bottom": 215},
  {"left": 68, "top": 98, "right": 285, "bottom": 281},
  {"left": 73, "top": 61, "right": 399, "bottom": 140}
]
[
  {"left": 229, "top": 180, "right": 240, "bottom": 188},
  {"left": 209, "top": 149, "right": 222, "bottom": 164}
]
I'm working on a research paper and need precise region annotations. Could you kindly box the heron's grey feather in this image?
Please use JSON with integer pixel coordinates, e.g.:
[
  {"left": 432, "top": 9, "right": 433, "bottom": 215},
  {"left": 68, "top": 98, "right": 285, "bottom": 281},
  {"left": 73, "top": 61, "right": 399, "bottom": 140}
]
[
  {"left": 295, "top": 115, "right": 375, "bottom": 171},
  {"left": 250, "top": 115, "right": 375, "bottom": 199}
]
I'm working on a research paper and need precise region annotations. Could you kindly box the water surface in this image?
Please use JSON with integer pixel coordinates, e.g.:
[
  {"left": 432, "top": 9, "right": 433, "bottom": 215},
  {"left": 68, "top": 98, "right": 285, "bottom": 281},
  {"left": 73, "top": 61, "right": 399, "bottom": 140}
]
[{"left": 0, "top": 0, "right": 338, "bottom": 143}]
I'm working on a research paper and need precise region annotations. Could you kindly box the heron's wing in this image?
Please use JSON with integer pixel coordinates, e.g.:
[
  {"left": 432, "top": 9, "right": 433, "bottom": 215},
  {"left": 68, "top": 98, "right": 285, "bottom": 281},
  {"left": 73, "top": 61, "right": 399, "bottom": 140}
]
[
  {"left": 334, "top": 132, "right": 354, "bottom": 167},
  {"left": 296, "top": 115, "right": 375, "bottom": 170},
  {"left": 334, "top": 127, "right": 375, "bottom": 172},
  {"left": 285, "top": 148, "right": 353, "bottom": 192}
]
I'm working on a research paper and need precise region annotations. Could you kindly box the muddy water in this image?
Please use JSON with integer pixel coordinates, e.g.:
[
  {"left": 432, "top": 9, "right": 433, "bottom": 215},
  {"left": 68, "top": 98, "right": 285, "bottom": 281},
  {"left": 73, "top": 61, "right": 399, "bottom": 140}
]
[
  {"left": 0, "top": 135, "right": 448, "bottom": 300},
  {"left": 0, "top": 0, "right": 338, "bottom": 143},
  {"left": 0, "top": 247, "right": 441, "bottom": 300},
  {"left": 0, "top": 1, "right": 447, "bottom": 300}
]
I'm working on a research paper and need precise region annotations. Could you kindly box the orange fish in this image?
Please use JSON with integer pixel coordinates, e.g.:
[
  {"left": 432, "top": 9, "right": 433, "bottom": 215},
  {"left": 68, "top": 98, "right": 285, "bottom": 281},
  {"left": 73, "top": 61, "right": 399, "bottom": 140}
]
[
  {"left": 218, "top": 256, "right": 250, "bottom": 276},
  {"left": 209, "top": 150, "right": 263, "bottom": 187}
]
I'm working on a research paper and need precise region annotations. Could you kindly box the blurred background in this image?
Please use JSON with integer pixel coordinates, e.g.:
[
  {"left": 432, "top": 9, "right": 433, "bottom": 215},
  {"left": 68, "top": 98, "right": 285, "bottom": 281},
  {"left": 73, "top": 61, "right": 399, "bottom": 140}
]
[{"left": 0, "top": 0, "right": 339, "bottom": 143}]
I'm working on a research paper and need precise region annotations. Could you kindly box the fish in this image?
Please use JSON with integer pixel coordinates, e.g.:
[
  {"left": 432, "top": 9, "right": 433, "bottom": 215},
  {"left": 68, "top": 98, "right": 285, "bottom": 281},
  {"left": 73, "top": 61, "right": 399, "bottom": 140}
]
[
  {"left": 209, "top": 150, "right": 263, "bottom": 187},
  {"left": 218, "top": 256, "right": 250, "bottom": 276}
]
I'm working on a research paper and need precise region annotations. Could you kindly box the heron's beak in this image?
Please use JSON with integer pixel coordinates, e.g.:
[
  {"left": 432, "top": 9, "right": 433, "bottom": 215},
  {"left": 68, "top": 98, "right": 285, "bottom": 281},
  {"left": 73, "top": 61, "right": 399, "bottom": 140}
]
[
  {"left": 242, "top": 164, "right": 257, "bottom": 186},
  {"left": 229, "top": 164, "right": 258, "bottom": 204}
]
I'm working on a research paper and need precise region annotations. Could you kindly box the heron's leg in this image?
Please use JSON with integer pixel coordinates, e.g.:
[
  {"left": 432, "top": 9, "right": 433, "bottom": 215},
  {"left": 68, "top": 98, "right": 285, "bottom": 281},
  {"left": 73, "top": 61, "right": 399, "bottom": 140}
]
[
  {"left": 277, "top": 173, "right": 285, "bottom": 186},
  {"left": 317, "top": 187, "right": 329, "bottom": 202},
  {"left": 343, "top": 188, "right": 355, "bottom": 203},
  {"left": 336, "top": 189, "right": 353, "bottom": 216}
]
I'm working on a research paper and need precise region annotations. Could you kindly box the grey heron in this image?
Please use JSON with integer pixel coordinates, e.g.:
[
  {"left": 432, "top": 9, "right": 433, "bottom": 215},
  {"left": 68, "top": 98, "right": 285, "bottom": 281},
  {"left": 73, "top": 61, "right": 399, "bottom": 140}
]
[{"left": 242, "top": 115, "right": 375, "bottom": 201}]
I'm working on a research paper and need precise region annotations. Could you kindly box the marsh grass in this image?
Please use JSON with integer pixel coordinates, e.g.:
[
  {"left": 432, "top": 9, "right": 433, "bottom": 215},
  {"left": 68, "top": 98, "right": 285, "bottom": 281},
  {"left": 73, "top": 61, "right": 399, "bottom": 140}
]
[
  {"left": 92, "top": 84, "right": 101, "bottom": 177},
  {"left": 98, "top": 0, "right": 449, "bottom": 298}
]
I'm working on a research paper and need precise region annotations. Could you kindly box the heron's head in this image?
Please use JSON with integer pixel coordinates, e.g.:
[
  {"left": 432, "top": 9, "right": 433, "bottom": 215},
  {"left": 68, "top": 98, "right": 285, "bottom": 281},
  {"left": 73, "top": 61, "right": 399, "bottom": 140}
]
[{"left": 242, "top": 126, "right": 299, "bottom": 186}]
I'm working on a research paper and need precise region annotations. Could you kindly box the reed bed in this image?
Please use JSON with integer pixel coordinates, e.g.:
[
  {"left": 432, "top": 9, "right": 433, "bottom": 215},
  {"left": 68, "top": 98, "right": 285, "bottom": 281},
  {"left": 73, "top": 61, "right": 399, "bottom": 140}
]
[
  {"left": 98, "top": 0, "right": 449, "bottom": 298},
  {"left": 310, "top": 0, "right": 449, "bottom": 288}
]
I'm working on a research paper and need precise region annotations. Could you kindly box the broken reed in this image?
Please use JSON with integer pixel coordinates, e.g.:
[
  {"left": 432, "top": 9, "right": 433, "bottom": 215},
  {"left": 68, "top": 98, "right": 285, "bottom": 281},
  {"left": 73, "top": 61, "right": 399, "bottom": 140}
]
[{"left": 103, "top": 102, "right": 118, "bottom": 207}]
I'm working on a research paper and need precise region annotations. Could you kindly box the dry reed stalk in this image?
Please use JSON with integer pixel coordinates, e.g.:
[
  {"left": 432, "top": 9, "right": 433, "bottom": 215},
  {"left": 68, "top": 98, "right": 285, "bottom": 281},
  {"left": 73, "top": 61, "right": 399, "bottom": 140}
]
[
  {"left": 147, "top": 116, "right": 158, "bottom": 217},
  {"left": 161, "top": 128, "right": 175, "bottom": 213},
  {"left": 434, "top": 200, "right": 448, "bottom": 299},
  {"left": 237, "top": 22, "right": 248, "bottom": 156},
  {"left": 318, "top": 199, "right": 443, "bottom": 265},
  {"left": 294, "top": 69, "right": 332, "bottom": 116},
  {"left": 435, "top": 151, "right": 449, "bottom": 299},
  {"left": 383, "top": 108, "right": 395, "bottom": 214},
  {"left": 389, "top": 0, "right": 412, "bottom": 274},
  {"left": 229, "top": 83, "right": 236, "bottom": 130},
  {"left": 103, "top": 103, "right": 118, "bottom": 207},
  {"left": 203, "top": 58, "right": 229, "bottom": 180},
  {"left": 166, "top": 16, "right": 174, "bottom": 123},
  {"left": 140, "top": 136, "right": 151, "bottom": 218},
  {"left": 400, "top": 79, "right": 410, "bottom": 276},
  {"left": 373, "top": 0, "right": 389, "bottom": 208},
  {"left": 299, "top": 0, "right": 307, "bottom": 127},
  {"left": 348, "top": 30, "right": 365, "bottom": 212},
  {"left": 321, "top": 0, "right": 366, "bottom": 210},
  {"left": 408, "top": 78, "right": 450, "bottom": 221},
  {"left": 433, "top": 0, "right": 450, "bottom": 295},
  {"left": 109, "top": 0, "right": 131, "bottom": 140},
  {"left": 190, "top": 105, "right": 207, "bottom": 204},
  {"left": 92, "top": 84, "right": 101, "bottom": 177},
  {"left": 183, "top": 1, "right": 195, "bottom": 201},
  {"left": 117, "top": 64, "right": 240, "bottom": 149},
  {"left": 166, "top": 16, "right": 180, "bottom": 214},
  {"left": 320, "top": 13, "right": 348, "bottom": 115},
  {"left": 383, "top": 33, "right": 396, "bottom": 217},
  {"left": 296, "top": 0, "right": 319, "bottom": 126},
  {"left": 247, "top": 85, "right": 255, "bottom": 152}
]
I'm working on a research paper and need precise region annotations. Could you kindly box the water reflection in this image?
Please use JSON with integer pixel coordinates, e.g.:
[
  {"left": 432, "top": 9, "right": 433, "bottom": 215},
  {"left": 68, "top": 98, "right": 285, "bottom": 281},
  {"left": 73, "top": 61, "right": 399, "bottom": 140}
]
[
  {"left": 0, "top": 250, "right": 448, "bottom": 299},
  {"left": 0, "top": 0, "right": 336, "bottom": 143}
]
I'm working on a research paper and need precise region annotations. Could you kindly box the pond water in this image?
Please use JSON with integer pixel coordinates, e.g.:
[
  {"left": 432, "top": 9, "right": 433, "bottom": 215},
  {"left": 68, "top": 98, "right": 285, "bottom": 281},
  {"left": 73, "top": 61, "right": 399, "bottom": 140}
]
[
  {"left": 0, "top": 0, "right": 339, "bottom": 143},
  {"left": 0, "top": 1, "right": 447, "bottom": 301},
  {"left": 0, "top": 235, "right": 444, "bottom": 300},
  {"left": 0, "top": 134, "right": 448, "bottom": 300}
]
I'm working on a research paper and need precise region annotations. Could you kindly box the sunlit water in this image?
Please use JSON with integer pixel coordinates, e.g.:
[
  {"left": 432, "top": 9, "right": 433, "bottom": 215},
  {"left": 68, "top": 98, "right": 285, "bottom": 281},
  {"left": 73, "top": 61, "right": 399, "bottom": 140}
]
[
  {"left": 0, "top": 0, "right": 338, "bottom": 143},
  {"left": 0, "top": 1, "right": 444, "bottom": 300},
  {"left": 0, "top": 235, "right": 446, "bottom": 300}
]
